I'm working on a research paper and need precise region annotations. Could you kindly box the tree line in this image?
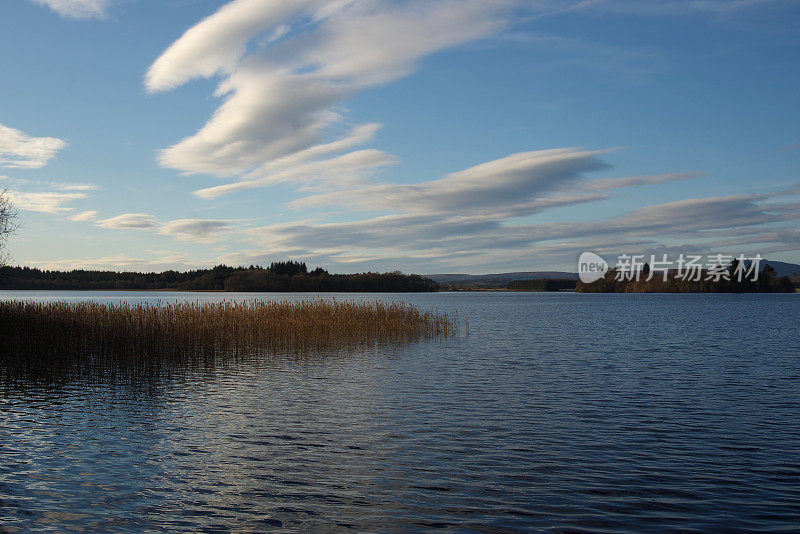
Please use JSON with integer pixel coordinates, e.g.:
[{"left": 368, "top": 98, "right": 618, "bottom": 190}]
[
  {"left": 577, "top": 261, "right": 796, "bottom": 293},
  {"left": 0, "top": 262, "right": 439, "bottom": 292},
  {"left": 507, "top": 279, "right": 577, "bottom": 291}
]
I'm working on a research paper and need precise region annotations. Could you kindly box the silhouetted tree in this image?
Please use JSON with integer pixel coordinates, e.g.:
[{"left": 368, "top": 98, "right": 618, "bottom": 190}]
[
  {"left": 777, "top": 277, "right": 796, "bottom": 293},
  {"left": 0, "top": 190, "right": 19, "bottom": 265},
  {"left": 268, "top": 260, "right": 307, "bottom": 276},
  {"left": 576, "top": 260, "right": 792, "bottom": 294},
  {"left": 0, "top": 262, "right": 438, "bottom": 292},
  {"left": 759, "top": 263, "right": 777, "bottom": 291},
  {"left": 508, "top": 279, "right": 577, "bottom": 291}
]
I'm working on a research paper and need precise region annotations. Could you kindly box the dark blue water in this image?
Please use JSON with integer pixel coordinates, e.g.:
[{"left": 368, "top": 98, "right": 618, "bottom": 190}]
[{"left": 1, "top": 291, "right": 799, "bottom": 532}]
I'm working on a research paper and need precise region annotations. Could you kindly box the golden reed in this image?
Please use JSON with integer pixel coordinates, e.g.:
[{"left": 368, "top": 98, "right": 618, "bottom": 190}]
[{"left": 0, "top": 299, "right": 457, "bottom": 379}]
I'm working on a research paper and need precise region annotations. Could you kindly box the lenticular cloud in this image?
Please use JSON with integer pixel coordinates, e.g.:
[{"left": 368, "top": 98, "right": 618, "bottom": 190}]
[{"left": 146, "top": 0, "right": 517, "bottom": 180}]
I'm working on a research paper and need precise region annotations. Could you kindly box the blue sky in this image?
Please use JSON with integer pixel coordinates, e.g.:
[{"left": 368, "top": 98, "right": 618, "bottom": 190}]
[{"left": 0, "top": 0, "right": 798, "bottom": 274}]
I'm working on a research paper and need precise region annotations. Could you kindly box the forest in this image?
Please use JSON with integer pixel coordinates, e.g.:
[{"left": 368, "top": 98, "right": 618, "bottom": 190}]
[
  {"left": 0, "top": 261, "right": 440, "bottom": 293},
  {"left": 507, "top": 279, "right": 577, "bottom": 291},
  {"left": 576, "top": 261, "right": 796, "bottom": 293}
]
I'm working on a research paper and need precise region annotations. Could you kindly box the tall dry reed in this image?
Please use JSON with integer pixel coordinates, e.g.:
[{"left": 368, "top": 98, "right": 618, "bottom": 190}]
[{"left": 0, "top": 299, "right": 457, "bottom": 380}]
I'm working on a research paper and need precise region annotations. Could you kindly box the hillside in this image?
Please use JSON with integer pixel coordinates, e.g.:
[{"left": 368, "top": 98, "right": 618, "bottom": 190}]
[
  {"left": 427, "top": 271, "right": 579, "bottom": 289},
  {"left": 429, "top": 260, "right": 800, "bottom": 290},
  {"left": 766, "top": 260, "right": 800, "bottom": 277}
]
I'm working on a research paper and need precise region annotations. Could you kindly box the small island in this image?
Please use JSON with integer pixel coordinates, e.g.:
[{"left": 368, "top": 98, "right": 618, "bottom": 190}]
[{"left": 577, "top": 261, "right": 796, "bottom": 293}]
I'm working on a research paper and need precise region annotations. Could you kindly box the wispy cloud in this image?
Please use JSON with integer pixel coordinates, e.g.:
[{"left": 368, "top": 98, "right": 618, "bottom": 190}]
[
  {"left": 95, "top": 213, "right": 235, "bottom": 243},
  {"left": 29, "top": 252, "right": 212, "bottom": 272},
  {"left": 1, "top": 176, "right": 100, "bottom": 191},
  {"left": 97, "top": 213, "right": 159, "bottom": 230},
  {"left": 29, "top": 0, "right": 111, "bottom": 19},
  {"left": 195, "top": 145, "right": 397, "bottom": 199},
  {"left": 581, "top": 172, "right": 701, "bottom": 191},
  {"left": 0, "top": 123, "right": 67, "bottom": 169},
  {"left": 291, "top": 148, "right": 613, "bottom": 216},
  {"left": 593, "top": 0, "right": 794, "bottom": 16},
  {"left": 146, "top": 0, "right": 531, "bottom": 179},
  {"left": 69, "top": 210, "right": 98, "bottom": 222},
  {"left": 158, "top": 219, "right": 235, "bottom": 242},
  {"left": 186, "top": 142, "right": 765, "bottom": 272},
  {"left": 146, "top": 0, "right": 691, "bottom": 207},
  {"left": 6, "top": 191, "right": 88, "bottom": 214},
  {"left": 241, "top": 181, "right": 800, "bottom": 272},
  {"left": 0, "top": 176, "right": 98, "bottom": 214},
  {"left": 290, "top": 150, "right": 701, "bottom": 221}
]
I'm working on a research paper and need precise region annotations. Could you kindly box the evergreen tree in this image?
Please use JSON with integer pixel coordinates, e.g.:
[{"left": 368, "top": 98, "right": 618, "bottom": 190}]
[{"left": 759, "top": 264, "right": 777, "bottom": 291}]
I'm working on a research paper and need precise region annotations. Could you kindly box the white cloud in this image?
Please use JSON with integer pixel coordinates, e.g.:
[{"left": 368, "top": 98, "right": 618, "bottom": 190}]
[
  {"left": 582, "top": 172, "right": 701, "bottom": 191},
  {"left": 249, "top": 122, "right": 383, "bottom": 176},
  {"left": 0, "top": 175, "right": 98, "bottom": 215},
  {"left": 147, "top": 0, "right": 519, "bottom": 178},
  {"left": 145, "top": 0, "right": 319, "bottom": 92},
  {"left": 70, "top": 210, "right": 98, "bottom": 222},
  {"left": 30, "top": 253, "right": 212, "bottom": 272},
  {"left": 97, "top": 213, "right": 159, "bottom": 229},
  {"left": 158, "top": 219, "right": 235, "bottom": 242},
  {"left": 29, "top": 0, "right": 110, "bottom": 19},
  {"left": 94, "top": 213, "right": 235, "bottom": 243},
  {"left": 291, "top": 148, "right": 666, "bottom": 218},
  {"left": 184, "top": 146, "right": 731, "bottom": 272},
  {"left": 240, "top": 178, "right": 800, "bottom": 272},
  {"left": 6, "top": 191, "right": 87, "bottom": 214},
  {"left": 0, "top": 176, "right": 100, "bottom": 191},
  {"left": 57, "top": 183, "right": 100, "bottom": 191},
  {"left": 195, "top": 147, "right": 398, "bottom": 199},
  {"left": 133, "top": 0, "right": 800, "bottom": 272},
  {"left": 0, "top": 123, "right": 67, "bottom": 169}
]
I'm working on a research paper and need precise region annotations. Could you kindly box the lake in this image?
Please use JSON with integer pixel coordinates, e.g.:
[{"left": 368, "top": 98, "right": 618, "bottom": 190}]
[{"left": 1, "top": 291, "right": 799, "bottom": 532}]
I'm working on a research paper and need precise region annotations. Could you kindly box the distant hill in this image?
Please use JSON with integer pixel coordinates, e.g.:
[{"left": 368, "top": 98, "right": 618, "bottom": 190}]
[
  {"left": 427, "top": 271, "right": 578, "bottom": 289},
  {"left": 429, "top": 260, "right": 800, "bottom": 289},
  {"left": 766, "top": 260, "right": 800, "bottom": 277}
]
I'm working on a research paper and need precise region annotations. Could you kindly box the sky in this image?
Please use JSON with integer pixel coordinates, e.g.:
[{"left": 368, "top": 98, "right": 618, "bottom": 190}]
[{"left": 0, "top": 0, "right": 798, "bottom": 274}]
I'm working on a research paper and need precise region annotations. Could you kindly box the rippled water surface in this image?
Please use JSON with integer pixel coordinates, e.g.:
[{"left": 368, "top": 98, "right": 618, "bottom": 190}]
[{"left": 2, "top": 291, "right": 799, "bottom": 532}]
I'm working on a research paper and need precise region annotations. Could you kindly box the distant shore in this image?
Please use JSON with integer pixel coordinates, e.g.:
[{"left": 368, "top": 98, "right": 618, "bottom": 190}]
[
  {"left": 1, "top": 261, "right": 797, "bottom": 294},
  {"left": 576, "top": 263, "right": 796, "bottom": 294},
  {"left": 0, "top": 262, "right": 439, "bottom": 293}
]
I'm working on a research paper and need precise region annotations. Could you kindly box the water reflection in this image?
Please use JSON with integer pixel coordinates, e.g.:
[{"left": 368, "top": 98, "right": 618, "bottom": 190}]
[
  {"left": 0, "top": 298, "right": 454, "bottom": 384},
  {"left": 1, "top": 292, "right": 799, "bottom": 532}
]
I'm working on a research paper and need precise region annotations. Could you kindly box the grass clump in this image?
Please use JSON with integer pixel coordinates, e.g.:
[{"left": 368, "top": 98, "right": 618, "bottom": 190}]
[{"left": 0, "top": 299, "right": 456, "bottom": 379}]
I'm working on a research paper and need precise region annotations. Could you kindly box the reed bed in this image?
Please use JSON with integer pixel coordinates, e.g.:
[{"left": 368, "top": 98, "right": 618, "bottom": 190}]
[{"left": 0, "top": 299, "right": 456, "bottom": 380}]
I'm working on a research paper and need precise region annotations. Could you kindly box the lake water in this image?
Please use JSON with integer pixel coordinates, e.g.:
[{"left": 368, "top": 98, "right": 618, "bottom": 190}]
[{"left": 1, "top": 291, "right": 799, "bottom": 532}]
